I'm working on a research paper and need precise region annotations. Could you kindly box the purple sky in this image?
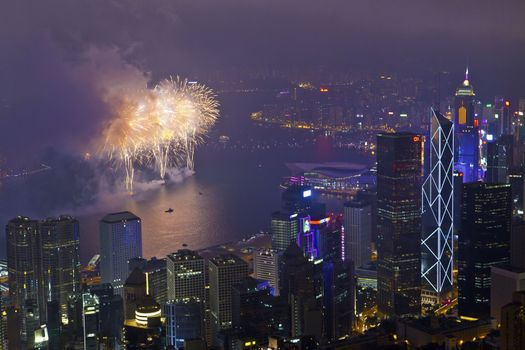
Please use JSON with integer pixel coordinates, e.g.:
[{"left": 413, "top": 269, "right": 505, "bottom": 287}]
[{"left": 1, "top": 0, "right": 524, "bottom": 161}]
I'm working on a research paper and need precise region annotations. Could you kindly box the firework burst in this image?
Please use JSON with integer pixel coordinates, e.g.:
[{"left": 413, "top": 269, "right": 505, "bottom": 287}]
[{"left": 100, "top": 77, "right": 219, "bottom": 191}]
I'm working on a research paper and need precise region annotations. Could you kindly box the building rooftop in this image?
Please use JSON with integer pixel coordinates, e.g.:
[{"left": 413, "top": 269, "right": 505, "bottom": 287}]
[
  {"left": 210, "top": 254, "right": 246, "bottom": 266},
  {"left": 167, "top": 249, "right": 203, "bottom": 262},
  {"left": 100, "top": 211, "right": 140, "bottom": 224}
]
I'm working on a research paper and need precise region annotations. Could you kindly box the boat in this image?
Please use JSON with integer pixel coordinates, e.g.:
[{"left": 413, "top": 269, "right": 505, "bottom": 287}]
[{"left": 165, "top": 208, "right": 174, "bottom": 213}]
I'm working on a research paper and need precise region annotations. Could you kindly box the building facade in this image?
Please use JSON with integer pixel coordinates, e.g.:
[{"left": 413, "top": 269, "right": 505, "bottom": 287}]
[
  {"left": 421, "top": 110, "right": 454, "bottom": 294},
  {"left": 99, "top": 212, "right": 142, "bottom": 294},
  {"left": 376, "top": 133, "right": 422, "bottom": 317},
  {"left": 458, "top": 183, "right": 512, "bottom": 319}
]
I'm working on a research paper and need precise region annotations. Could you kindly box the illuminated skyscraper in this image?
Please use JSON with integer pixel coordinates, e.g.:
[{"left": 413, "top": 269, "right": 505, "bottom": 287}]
[
  {"left": 343, "top": 200, "right": 372, "bottom": 268},
  {"left": 376, "top": 133, "right": 422, "bottom": 317},
  {"left": 99, "top": 212, "right": 142, "bottom": 295},
  {"left": 421, "top": 110, "right": 454, "bottom": 294},
  {"left": 454, "top": 68, "right": 479, "bottom": 182},
  {"left": 458, "top": 183, "right": 511, "bottom": 319},
  {"left": 81, "top": 293, "right": 100, "bottom": 350},
  {"left": 209, "top": 254, "right": 248, "bottom": 337},
  {"left": 39, "top": 216, "right": 80, "bottom": 318},
  {"left": 166, "top": 249, "right": 205, "bottom": 302},
  {"left": 271, "top": 212, "right": 299, "bottom": 252},
  {"left": 253, "top": 249, "right": 280, "bottom": 296},
  {"left": 6, "top": 216, "right": 42, "bottom": 348}
]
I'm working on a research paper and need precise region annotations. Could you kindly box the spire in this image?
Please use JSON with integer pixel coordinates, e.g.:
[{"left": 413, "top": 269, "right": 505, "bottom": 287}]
[{"left": 462, "top": 65, "right": 470, "bottom": 87}]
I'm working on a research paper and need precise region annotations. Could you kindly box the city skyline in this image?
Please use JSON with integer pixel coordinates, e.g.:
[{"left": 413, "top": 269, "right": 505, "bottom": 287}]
[{"left": 1, "top": 1, "right": 525, "bottom": 349}]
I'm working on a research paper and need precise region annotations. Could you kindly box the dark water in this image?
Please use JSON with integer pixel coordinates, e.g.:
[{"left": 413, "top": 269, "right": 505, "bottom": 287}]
[{"left": 0, "top": 92, "right": 373, "bottom": 263}]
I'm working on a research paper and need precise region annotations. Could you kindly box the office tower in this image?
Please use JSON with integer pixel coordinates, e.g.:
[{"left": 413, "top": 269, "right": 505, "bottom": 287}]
[
  {"left": 454, "top": 68, "right": 476, "bottom": 128},
  {"left": 458, "top": 183, "right": 512, "bottom": 319},
  {"left": 500, "top": 291, "right": 525, "bottom": 350},
  {"left": 322, "top": 260, "right": 354, "bottom": 340},
  {"left": 508, "top": 172, "right": 524, "bottom": 218},
  {"left": 166, "top": 250, "right": 206, "bottom": 302},
  {"left": 271, "top": 212, "right": 299, "bottom": 252},
  {"left": 253, "top": 249, "right": 280, "bottom": 296},
  {"left": 316, "top": 214, "right": 342, "bottom": 262},
  {"left": 81, "top": 293, "right": 100, "bottom": 350},
  {"left": 39, "top": 216, "right": 80, "bottom": 319},
  {"left": 343, "top": 199, "right": 372, "bottom": 268},
  {"left": 355, "top": 188, "right": 378, "bottom": 243},
  {"left": 376, "top": 133, "right": 422, "bottom": 317},
  {"left": 231, "top": 277, "right": 288, "bottom": 344},
  {"left": 129, "top": 257, "right": 167, "bottom": 306},
  {"left": 281, "top": 185, "right": 313, "bottom": 214},
  {"left": 6, "top": 216, "right": 42, "bottom": 347},
  {"left": 421, "top": 110, "right": 454, "bottom": 295},
  {"left": 279, "top": 244, "right": 323, "bottom": 338},
  {"left": 486, "top": 139, "right": 509, "bottom": 183},
  {"left": 99, "top": 211, "right": 142, "bottom": 294},
  {"left": 209, "top": 254, "right": 248, "bottom": 335},
  {"left": 124, "top": 268, "right": 146, "bottom": 320},
  {"left": 84, "top": 283, "right": 123, "bottom": 348},
  {"left": 454, "top": 69, "right": 479, "bottom": 182},
  {"left": 165, "top": 299, "right": 202, "bottom": 348}
]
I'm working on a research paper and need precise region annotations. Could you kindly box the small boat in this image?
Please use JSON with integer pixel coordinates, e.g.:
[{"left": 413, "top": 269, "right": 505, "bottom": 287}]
[
  {"left": 165, "top": 208, "right": 174, "bottom": 213},
  {"left": 182, "top": 243, "right": 188, "bottom": 247}
]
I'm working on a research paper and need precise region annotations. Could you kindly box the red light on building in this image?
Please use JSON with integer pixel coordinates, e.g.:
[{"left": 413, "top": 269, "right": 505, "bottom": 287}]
[
  {"left": 412, "top": 136, "right": 420, "bottom": 142},
  {"left": 459, "top": 172, "right": 464, "bottom": 177},
  {"left": 474, "top": 119, "right": 479, "bottom": 127}
]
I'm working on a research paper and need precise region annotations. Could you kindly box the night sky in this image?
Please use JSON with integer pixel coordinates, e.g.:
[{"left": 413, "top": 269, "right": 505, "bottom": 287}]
[{"left": 1, "top": 0, "right": 524, "bottom": 162}]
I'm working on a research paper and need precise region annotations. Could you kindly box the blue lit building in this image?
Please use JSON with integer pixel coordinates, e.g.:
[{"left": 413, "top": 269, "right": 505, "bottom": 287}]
[
  {"left": 165, "top": 299, "right": 202, "bottom": 349},
  {"left": 454, "top": 68, "right": 479, "bottom": 182},
  {"left": 99, "top": 212, "right": 142, "bottom": 295}
]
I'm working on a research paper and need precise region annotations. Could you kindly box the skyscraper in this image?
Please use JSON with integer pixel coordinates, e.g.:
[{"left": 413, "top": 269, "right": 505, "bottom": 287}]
[
  {"left": 458, "top": 182, "right": 512, "bottom": 319},
  {"left": 253, "top": 249, "right": 280, "bottom": 296},
  {"left": 454, "top": 68, "right": 479, "bottom": 182},
  {"left": 99, "top": 212, "right": 142, "bottom": 294},
  {"left": 39, "top": 216, "right": 80, "bottom": 318},
  {"left": 165, "top": 299, "right": 203, "bottom": 348},
  {"left": 6, "top": 216, "right": 42, "bottom": 347},
  {"left": 343, "top": 199, "right": 372, "bottom": 268},
  {"left": 209, "top": 254, "right": 248, "bottom": 337},
  {"left": 81, "top": 293, "right": 100, "bottom": 350},
  {"left": 376, "top": 133, "right": 422, "bottom": 317},
  {"left": 421, "top": 110, "right": 454, "bottom": 294},
  {"left": 486, "top": 135, "right": 513, "bottom": 183},
  {"left": 271, "top": 212, "right": 299, "bottom": 252},
  {"left": 166, "top": 249, "right": 206, "bottom": 302}
]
